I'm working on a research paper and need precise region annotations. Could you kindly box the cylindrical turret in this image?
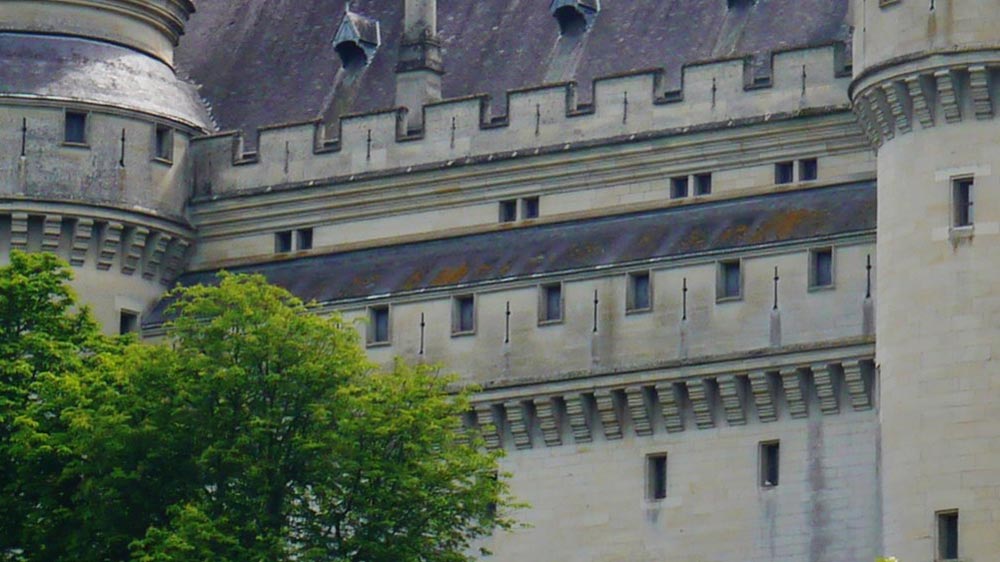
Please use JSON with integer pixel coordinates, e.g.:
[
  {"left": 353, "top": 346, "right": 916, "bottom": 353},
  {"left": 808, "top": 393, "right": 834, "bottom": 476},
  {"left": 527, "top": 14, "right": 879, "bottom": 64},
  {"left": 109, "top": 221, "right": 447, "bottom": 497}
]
[
  {"left": 850, "top": 1, "right": 999, "bottom": 560},
  {"left": 0, "top": 0, "right": 212, "bottom": 332}
]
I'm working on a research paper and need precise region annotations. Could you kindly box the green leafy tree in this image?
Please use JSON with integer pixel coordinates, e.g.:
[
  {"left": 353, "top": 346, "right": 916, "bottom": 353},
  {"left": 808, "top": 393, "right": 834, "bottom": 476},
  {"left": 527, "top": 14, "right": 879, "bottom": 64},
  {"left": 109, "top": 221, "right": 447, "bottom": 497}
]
[{"left": 2, "top": 259, "right": 517, "bottom": 562}]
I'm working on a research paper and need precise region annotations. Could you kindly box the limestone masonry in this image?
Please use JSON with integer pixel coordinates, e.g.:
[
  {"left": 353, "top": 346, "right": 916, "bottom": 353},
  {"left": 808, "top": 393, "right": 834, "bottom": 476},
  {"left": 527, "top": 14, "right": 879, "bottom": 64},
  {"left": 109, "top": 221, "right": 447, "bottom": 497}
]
[{"left": 1, "top": 0, "right": 997, "bottom": 560}]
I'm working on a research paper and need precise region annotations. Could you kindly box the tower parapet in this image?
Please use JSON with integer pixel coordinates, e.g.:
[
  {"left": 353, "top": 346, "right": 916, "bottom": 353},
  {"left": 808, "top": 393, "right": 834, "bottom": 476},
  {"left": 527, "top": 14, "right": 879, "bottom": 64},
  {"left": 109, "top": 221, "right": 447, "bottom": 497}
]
[{"left": 850, "top": 1, "right": 1000, "bottom": 560}]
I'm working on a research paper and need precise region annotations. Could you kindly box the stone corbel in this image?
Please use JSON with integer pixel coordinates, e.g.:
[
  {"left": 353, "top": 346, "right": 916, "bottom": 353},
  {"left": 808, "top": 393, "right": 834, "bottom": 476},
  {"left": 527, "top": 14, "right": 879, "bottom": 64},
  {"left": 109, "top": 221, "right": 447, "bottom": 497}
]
[
  {"left": 533, "top": 397, "right": 562, "bottom": 447},
  {"left": 41, "top": 215, "right": 62, "bottom": 254},
  {"left": 593, "top": 389, "right": 622, "bottom": 440},
  {"left": 749, "top": 371, "right": 778, "bottom": 422},
  {"left": 841, "top": 361, "right": 872, "bottom": 411},
  {"left": 904, "top": 75, "right": 934, "bottom": 129},
  {"left": 97, "top": 222, "right": 124, "bottom": 271},
  {"left": 70, "top": 218, "right": 94, "bottom": 266},
  {"left": 780, "top": 368, "right": 808, "bottom": 419},
  {"left": 624, "top": 386, "right": 653, "bottom": 437},
  {"left": 811, "top": 363, "right": 840, "bottom": 415},
  {"left": 504, "top": 401, "right": 532, "bottom": 450},
  {"left": 474, "top": 404, "right": 502, "bottom": 450},
  {"left": 655, "top": 382, "right": 684, "bottom": 433},
  {"left": 717, "top": 374, "right": 747, "bottom": 426},
  {"left": 10, "top": 213, "right": 28, "bottom": 252},
  {"left": 935, "top": 69, "right": 962, "bottom": 123},
  {"left": 968, "top": 66, "right": 994, "bottom": 120},
  {"left": 122, "top": 227, "right": 150, "bottom": 276},
  {"left": 564, "top": 393, "right": 593, "bottom": 443},
  {"left": 686, "top": 379, "right": 715, "bottom": 429}
]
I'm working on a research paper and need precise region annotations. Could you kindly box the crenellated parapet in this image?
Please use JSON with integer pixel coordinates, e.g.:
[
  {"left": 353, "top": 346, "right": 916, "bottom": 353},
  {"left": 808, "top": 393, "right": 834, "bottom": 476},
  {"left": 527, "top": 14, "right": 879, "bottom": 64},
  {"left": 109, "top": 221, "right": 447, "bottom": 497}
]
[
  {"left": 466, "top": 345, "right": 875, "bottom": 451},
  {"left": 851, "top": 58, "right": 999, "bottom": 149},
  {"left": 192, "top": 43, "right": 852, "bottom": 197}
]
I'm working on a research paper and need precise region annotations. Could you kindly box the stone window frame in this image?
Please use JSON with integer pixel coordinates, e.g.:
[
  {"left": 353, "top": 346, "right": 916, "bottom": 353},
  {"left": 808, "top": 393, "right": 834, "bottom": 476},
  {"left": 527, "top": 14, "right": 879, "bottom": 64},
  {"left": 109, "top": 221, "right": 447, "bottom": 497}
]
[
  {"left": 716, "top": 258, "right": 744, "bottom": 303},
  {"left": 808, "top": 246, "right": 836, "bottom": 291},
  {"left": 152, "top": 123, "right": 175, "bottom": 164},
  {"left": 366, "top": 304, "right": 391, "bottom": 348},
  {"left": 645, "top": 452, "right": 668, "bottom": 501},
  {"left": 452, "top": 294, "right": 477, "bottom": 336},
  {"left": 62, "top": 109, "right": 90, "bottom": 147},
  {"left": 537, "top": 282, "right": 564, "bottom": 326},
  {"left": 626, "top": 270, "right": 653, "bottom": 314}
]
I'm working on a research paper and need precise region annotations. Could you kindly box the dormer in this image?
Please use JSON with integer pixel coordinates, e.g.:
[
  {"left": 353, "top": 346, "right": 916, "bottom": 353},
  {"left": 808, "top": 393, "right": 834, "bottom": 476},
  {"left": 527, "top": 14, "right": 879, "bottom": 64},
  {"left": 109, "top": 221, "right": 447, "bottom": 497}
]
[
  {"left": 333, "top": 8, "right": 381, "bottom": 70},
  {"left": 550, "top": 0, "right": 600, "bottom": 36}
]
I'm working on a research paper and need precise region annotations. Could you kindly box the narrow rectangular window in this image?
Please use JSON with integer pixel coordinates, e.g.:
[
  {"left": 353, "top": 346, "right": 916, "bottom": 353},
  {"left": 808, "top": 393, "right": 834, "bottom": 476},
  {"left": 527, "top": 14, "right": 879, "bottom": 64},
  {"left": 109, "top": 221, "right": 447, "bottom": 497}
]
[
  {"left": 937, "top": 510, "right": 959, "bottom": 560},
  {"left": 522, "top": 197, "right": 540, "bottom": 220},
  {"left": 368, "top": 306, "right": 390, "bottom": 345},
  {"left": 799, "top": 158, "right": 818, "bottom": 182},
  {"left": 297, "top": 228, "right": 314, "bottom": 251},
  {"left": 453, "top": 295, "right": 475, "bottom": 334},
  {"left": 953, "top": 178, "right": 974, "bottom": 227},
  {"left": 64, "top": 111, "right": 87, "bottom": 144},
  {"left": 628, "top": 271, "right": 652, "bottom": 312},
  {"left": 499, "top": 200, "right": 517, "bottom": 223},
  {"left": 647, "top": 454, "right": 668, "bottom": 500},
  {"left": 670, "top": 176, "right": 689, "bottom": 199},
  {"left": 540, "top": 283, "right": 563, "bottom": 323},
  {"left": 694, "top": 173, "right": 713, "bottom": 196},
  {"left": 718, "top": 260, "right": 742, "bottom": 300},
  {"left": 119, "top": 310, "right": 138, "bottom": 335},
  {"left": 760, "top": 441, "right": 780, "bottom": 487},
  {"left": 275, "top": 231, "right": 293, "bottom": 253},
  {"left": 154, "top": 125, "right": 173, "bottom": 161},
  {"left": 775, "top": 161, "right": 794, "bottom": 185},
  {"left": 810, "top": 248, "right": 834, "bottom": 288}
]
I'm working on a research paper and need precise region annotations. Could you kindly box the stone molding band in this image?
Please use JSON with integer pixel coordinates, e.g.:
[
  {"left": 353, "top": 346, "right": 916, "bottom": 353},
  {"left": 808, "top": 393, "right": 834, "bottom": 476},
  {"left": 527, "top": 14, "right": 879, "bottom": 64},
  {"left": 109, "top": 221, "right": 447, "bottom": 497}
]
[{"left": 468, "top": 356, "right": 875, "bottom": 451}]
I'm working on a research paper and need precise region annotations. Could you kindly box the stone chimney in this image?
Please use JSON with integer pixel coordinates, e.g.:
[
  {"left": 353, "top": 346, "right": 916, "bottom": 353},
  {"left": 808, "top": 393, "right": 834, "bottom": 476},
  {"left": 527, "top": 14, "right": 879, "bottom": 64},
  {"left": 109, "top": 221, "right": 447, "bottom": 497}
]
[{"left": 395, "top": 0, "right": 443, "bottom": 131}]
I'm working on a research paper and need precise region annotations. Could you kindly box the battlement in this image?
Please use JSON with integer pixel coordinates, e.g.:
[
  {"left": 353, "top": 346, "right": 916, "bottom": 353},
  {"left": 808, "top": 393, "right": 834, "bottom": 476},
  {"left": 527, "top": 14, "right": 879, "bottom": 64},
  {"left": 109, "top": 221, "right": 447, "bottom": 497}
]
[{"left": 192, "top": 43, "right": 852, "bottom": 198}]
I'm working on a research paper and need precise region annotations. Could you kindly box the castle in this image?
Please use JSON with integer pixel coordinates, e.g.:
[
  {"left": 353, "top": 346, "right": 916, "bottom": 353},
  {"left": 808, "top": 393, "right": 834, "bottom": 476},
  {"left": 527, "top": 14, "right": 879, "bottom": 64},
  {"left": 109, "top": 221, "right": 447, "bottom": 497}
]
[{"left": 1, "top": 0, "right": 997, "bottom": 560}]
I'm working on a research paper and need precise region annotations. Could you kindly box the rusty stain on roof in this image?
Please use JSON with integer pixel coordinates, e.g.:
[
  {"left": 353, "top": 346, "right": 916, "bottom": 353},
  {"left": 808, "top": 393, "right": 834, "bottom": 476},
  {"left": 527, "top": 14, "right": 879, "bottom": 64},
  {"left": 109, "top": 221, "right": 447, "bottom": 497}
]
[{"left": 147, "top": 182, "right": 875, "bottom": 326}]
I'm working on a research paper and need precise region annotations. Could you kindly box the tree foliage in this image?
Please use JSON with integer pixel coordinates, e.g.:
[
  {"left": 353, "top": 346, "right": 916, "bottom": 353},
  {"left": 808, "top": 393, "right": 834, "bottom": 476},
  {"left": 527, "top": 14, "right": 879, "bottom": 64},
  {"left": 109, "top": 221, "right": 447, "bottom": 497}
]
[{"left": 1, "top": 255, "right": 517, "bottom": 562}]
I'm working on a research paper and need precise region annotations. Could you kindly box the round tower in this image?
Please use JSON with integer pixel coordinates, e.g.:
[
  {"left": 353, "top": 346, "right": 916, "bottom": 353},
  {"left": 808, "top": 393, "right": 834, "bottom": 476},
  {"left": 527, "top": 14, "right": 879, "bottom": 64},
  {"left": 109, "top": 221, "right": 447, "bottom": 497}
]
[
  {"left": 0, "top": 0, "right": 212, "bottom": 333},
  {"left": 851, "top": 1, "right": 999, "bottom": 560}
]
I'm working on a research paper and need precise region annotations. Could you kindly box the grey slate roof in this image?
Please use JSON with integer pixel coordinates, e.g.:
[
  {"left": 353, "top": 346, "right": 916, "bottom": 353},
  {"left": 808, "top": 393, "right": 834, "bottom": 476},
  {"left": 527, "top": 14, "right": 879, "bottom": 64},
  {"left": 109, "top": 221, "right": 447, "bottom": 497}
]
[
  {"left": 0, "top": 33, "right": 213, "bottom": 130},
  {"left": 176, "top": 0, "right": 850, "bottom": 135},
  {"left": 146, "top": 181, "right": 875, "bottom": 326}
]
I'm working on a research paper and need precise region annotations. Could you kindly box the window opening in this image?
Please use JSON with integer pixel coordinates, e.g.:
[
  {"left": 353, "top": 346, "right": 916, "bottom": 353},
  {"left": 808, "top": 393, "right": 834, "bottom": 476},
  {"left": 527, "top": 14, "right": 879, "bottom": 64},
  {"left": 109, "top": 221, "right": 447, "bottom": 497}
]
[
  {"left": 647, "top": 454, "right": 668, "bottom": 500},
  {"left": 670, "top": 176, "right": 689, "bottom": 199},
  {"left": 810, "top": 248, "right": 834, "bottom": 288},
  {"left": 628, "top": 272, "right": 651, "bottom": 312},
  {"left": 718, "top": 260, "right": 742, "bottom": 300},
  {"left": 453, "top": 295, "right": 475, "bottom": 334},
  {"left": 275, "top": 231, "right": 293, "bottom": 253},
  {"left": 522, "top": 197, "right": 540, "bottom": 220},
  {"left": 369, "top": 306, "right": 390, "bottom": 344},
  {"left": 540, "top": 284, "right": 563, "bottom": 323},
  {"left": 799, "top": 158, "right": 818, "bottom": 182},
  {"left": 775, "top": 161, "right": 794, "bottom": 184},
  {"left": 155, "top": 125, "right": 173, "bottom": 161},
  {"left": 499, "top": 200, "right": 518, "bottom": 223},
  {"left": 953, "top": 177, "right": 974, "bottom": 227},
  {"left": 119, "top": 310, "right": 139, "bottom": 335},
  {"left": 937, "top": 510, "right": 959, "bottom": 560},
  {"left": 760, "top": 441, "right": 780, "bottom": 487},
  {"left": 694, "top": 173, "right": 713, "bottom": 196},
  {"left": 297, "top": 228, "right": 314, "bottom": 251},
  {"left": 65, "top": 111, "right": 87, "bottom": 144}
]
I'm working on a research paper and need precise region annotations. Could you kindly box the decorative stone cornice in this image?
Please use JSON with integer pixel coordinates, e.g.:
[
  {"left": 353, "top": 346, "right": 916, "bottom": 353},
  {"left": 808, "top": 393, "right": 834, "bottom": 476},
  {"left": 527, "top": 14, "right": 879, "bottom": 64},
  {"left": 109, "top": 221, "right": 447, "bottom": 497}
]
[
  {"left": 467, "top": 351, "right": 876, "bottom": 451},
  {"left": 0, "top": 209, "right": 193, "bottom": 286},
  {"left": 851, "top": 62, "right": 998, "bottom": 148}
]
